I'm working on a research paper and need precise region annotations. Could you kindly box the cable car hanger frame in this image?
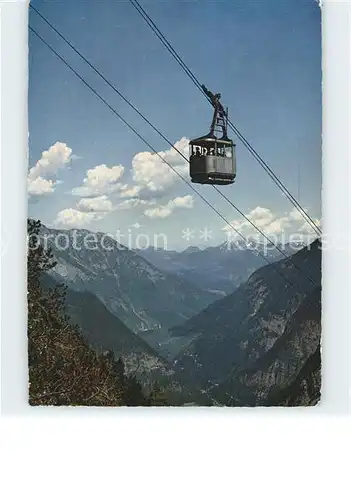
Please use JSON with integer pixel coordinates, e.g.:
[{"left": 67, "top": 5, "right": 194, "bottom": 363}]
[{"left": 189, "top": 85, "right": 237, "bottom": 186}]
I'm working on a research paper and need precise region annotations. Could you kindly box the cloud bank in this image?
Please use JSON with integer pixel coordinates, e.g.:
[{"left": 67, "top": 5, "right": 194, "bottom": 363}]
[{"left": 28, "top": 142, "right": 73, "bottom": 196}]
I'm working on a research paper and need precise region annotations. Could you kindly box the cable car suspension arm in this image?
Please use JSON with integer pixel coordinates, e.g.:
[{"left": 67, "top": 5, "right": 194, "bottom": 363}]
[{"left": 201, "top": 85, "right": 229, "bottom": 140}]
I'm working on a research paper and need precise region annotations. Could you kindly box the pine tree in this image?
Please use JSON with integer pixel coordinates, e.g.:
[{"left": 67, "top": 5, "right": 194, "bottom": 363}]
[{"left": 27, "top": 219, "right": 151, "bottom": 406}]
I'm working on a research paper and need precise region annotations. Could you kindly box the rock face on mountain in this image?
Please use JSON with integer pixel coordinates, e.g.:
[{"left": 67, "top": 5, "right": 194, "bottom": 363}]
[
  {"left": 40, "top": 226, "right": 216, "bottom": 334},
  {"left": 267, "top": 348, "right": 321, "bottom": 406},
  {"left": 41, "top": 274, "right": 171, "bottom": 381},
  {"left": 138, "top": 242, "right": 301, "bottom": 295},
  {"left": 216, "top": 287, "right": 321, "bottom": 406},
  {"left": 172, "top": 240, "right": 321, "bottom": 406}
]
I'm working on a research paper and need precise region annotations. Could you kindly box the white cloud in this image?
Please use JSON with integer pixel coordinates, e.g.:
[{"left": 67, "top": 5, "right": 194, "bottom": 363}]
[
  {"left": 28, "top": 142, "right": 73, "bottom": 181},
  {"left": 54, "top": 195, "right": 114, "bottom": 229},
  {"left": 144, "top": 205, "right": 173, "bottom": 219},
  {"left": 72, "top": 164, "right": 125, "bottom": 197},
  {"left": 115, "top": 199, "right": 141, "bottom": 210},
  {"left": 246, "top": 207, "right": 275, "bottom": 227},
  {"left": 70, "top": 137, "right": 190, "bottom": 215},
  {"left": 288, "top": 207, "right": 321, "bottom": 235},
  {"left": 54, "top": 208, "right": 101, "bottom": 229},
  {"left": 222, "top": 206, "right": 293, "bottom": 239},
  {"left": 131, "top": 137, "right": 189, "bottom": 193},
  {"left": 115, "top": 198, "right": 156, "bottom": 211},
  {"left": 48, "top": 137, "right": 193, "bottom": 227},
  {"left": 119, "top": 184, "right": 142, "bottom": 199},
  {"left": 77, "top": 195, "right": 114, "bottom": 213},
  {"left": 264, "top": 216, "right": 291, "bottom": 235},
  {"left": 27, "top": 176, "right": 55, "bottom": 196},
  {"left": 171, "top": 195, "right": 194, "bottom": 209},
  {"left": 28, "top": 142, "right": 73, "bottom": 196},
  {"left": 159, "top": 137, "right": 190, "bottom": 167},
  {"left": 221, "top": 206, "right": 320, "bottom": 242},
  {"left": 299, "top": 218, "right": 321, "bottom": 234},
  {"left": 144, "top": 195, "right": 194, "bottom": 219},
  {"left": 289, "top": 207, "right": 306, "bottom": 222}
]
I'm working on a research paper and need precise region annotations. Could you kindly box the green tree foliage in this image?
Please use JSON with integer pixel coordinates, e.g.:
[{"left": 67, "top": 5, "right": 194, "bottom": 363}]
[
  {"left": 27, "top": 219, "right": 152, "bottom": 406},
  {"left": 147, "top": 382, "right": 171, "bottom": 406}
]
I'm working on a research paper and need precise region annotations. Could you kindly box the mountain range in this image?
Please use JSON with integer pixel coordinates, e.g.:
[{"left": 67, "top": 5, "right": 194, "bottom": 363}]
[
  {"left": 38, "top": 222, "right": 321, "bottom": 406},
  {"left": 137, "top": 241, "right": 301, "bottom": 296},
  {"left": 40, "top": 226, "right": 216, "bottom": 334},
  {"left": 171, "top": 240, "right": 321, "bottom": 405}
]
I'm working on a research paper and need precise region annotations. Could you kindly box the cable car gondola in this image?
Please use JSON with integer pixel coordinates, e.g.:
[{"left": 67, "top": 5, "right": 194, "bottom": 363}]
[{"left": 189, "top": 86, "right": 236, "bottom": 185}]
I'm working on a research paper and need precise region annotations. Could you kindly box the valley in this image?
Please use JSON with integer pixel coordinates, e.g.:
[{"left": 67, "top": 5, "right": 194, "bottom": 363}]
[{"left": 39, "top": 223, "right": 321, "bottom": 406}]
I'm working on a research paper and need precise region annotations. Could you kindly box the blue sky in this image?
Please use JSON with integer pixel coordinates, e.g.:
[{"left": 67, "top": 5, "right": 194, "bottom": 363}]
[{"left": 28, "top": 0, "right": 322, "bottom": 249}]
